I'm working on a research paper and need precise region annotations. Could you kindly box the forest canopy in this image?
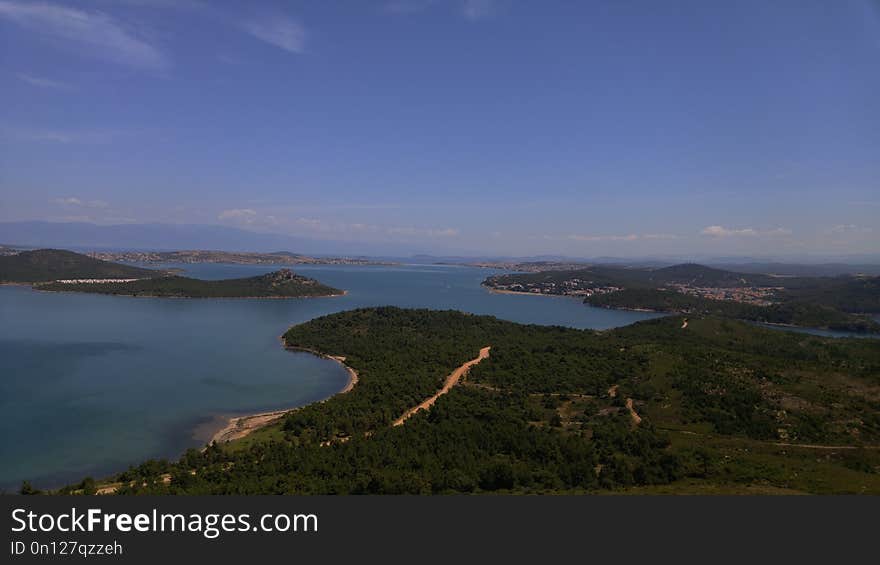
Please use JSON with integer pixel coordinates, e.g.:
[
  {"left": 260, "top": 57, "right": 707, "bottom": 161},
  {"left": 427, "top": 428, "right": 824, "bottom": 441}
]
[{"left": 65, "top": 307, "right": 880, "bottom": 495}]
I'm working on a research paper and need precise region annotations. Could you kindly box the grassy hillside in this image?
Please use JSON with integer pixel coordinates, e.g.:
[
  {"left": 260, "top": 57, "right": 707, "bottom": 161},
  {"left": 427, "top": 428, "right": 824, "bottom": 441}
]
[
  {"left": 38, "top": 268, "right": 341, "bottom": 298},
  {"left": 781, "top": 277, "right": 880, "bottom": 313},
  {"left": 485, "top": 263, "right": 778, "bottom": 290},
  {"left": 646, "top": 263, "right": 776, "bottom": 287},
  {"left": 70, "top": 307, "right": 880, "bottom": 495},
  {"left": 0, "top": 249, "right": 158, "bottom": 282},
  {"left": 484, "top": 263, "right": 880, "bottom": 332}
]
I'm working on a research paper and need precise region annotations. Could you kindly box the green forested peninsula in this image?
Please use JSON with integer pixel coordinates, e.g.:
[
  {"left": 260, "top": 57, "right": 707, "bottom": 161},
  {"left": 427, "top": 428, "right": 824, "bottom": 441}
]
[
  {"left": 71, "top": 307, "right": 880, "bottom": 495},
  {"left": 584, "top": 288, "right": 880, "bottom": 333},
  {"left": 38, "top": 268, "right": 342, "bottom": 298},
  {"left": 0, "top": 249, "right": 158, "bottom": 282}
]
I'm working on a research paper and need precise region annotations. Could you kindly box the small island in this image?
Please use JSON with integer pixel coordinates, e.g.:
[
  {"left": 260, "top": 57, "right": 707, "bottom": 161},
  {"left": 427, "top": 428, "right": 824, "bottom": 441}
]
[{"left": 38, "top": 268, "right": 343, "bottom": 298}]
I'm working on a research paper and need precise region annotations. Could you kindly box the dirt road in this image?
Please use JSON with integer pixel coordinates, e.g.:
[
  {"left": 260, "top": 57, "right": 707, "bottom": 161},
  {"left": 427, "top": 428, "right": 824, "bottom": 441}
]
[
  {"left": 393, "top": 346, "right": 491, "bottom": 426},
  {"left": 626, "top": 397, "right": 642, "bottom": 426}
]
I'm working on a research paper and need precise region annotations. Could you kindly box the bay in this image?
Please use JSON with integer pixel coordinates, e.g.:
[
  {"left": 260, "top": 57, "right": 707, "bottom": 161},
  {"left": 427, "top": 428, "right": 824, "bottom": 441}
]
[{"left": 0, "top": 263, "right": 661, "bottom": 490}]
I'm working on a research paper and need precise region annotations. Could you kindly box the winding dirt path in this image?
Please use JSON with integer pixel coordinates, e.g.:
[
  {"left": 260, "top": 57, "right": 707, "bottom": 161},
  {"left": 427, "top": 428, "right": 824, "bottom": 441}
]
[
  {"left": 393, "top": 346, "right": 491, "bottom": 427},
  {"left": 625, "top": 398, "right": 642, "bottom": 426}
]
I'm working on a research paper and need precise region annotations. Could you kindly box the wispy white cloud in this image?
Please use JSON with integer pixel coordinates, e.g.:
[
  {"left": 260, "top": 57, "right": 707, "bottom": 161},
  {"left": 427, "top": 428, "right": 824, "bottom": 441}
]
[
  {"left": 218, "top": 208, "right": 283, "bottom": 228},
  {"left": 701, "top": 225, "right": 791, "bottom": 238},
  {"left": 219, "top": 209, "right": 459, "bottom": 239},
  {"left": 17, "top": 128, "right": 123, "bottom": 144},
  {"left": 462, "top": 0, "right": 494, "bottom": 21},
  {"left": 17, "top": 72, "right": 72, "bottom": 90},
  {"left": 383, "top": 0, "right": 496, "bottom": 20},
  {"left": 701, "top": 225, "right": 758, "bottom": 237},
  {"left": 296, "top": 217, "right": 459, "bottom": 238},
  {"left": 827, "top": 224, "right": 873, "bottom": 234},
  {"left": 29, "top": 131, "right": 77, "bottom": 143},
  {"left": 386, "top": 226, "right": 459, "bottom": 237},
  {"left": 0, "top": 1, "right": 167, "bottom": 70},
  {"left": 51, "top": 197, "right": 82, "bottom": 206},
  {"left": 560, "top": 232, "right": 679, "bottom": 242},
  {"left": 243, "top": 16, "right": 306, "bottom": 54},
  {"left": 103, "top": 0, "right": 206, "bottom": 9},
  {"left": 642, "top": 233, "right": 679, "bottom": 240},
  {"left": 384, "top": 0, "right": 437, "bottom": 14},
  {"left": 218, "top": 208, "right": 257, "bottom": 221},
  {"left": 567, "top": 233, "right": 638, "bottom": 242},
  {"left": 50, "top": 197, "right": 110, "bottom": 209},
  {"left": 294, "top": 217, "right": 323, "bottom": 229},
  {"left": 57, "top": 214, "right": 93, "bottom": 223}
]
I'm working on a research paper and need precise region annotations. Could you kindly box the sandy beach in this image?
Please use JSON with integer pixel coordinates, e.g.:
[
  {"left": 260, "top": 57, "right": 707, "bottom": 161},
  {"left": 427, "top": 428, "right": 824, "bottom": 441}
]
[{"left": 206, "top": 345, "right": 358, "bottom": 445}]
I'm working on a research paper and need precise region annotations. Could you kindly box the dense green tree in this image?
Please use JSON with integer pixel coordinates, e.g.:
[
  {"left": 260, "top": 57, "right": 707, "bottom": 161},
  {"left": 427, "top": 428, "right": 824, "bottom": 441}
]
[{"left": 57, "top": 308, "right": 880, "bottom": 495}]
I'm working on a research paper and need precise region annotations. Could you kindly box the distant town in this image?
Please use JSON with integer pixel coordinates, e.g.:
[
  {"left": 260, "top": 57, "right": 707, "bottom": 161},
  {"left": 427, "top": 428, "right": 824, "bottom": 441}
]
[
  {"left": 487, "top": 275, "right": 780, "bottom": 306},
  {"left": 482, "top": 264, "right": 794, "bottom": 307},
  {"left": 489, "top": 277, "right": 623, "bottom": 298},
  {"left": 666, "top": 283, "right": 781, "bottom": 306}
]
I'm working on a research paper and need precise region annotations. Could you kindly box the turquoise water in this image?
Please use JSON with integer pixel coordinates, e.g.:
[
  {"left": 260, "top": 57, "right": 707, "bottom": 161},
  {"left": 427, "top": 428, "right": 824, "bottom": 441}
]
[{"left": 1, "top": 264, "right": 663, "bottom": 490}]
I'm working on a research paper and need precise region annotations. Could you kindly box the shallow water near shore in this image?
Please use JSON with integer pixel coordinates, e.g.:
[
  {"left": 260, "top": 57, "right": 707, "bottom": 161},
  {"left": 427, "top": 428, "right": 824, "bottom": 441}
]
[{"left": 0, "top": 263, "right": 666, "bottom": 490}]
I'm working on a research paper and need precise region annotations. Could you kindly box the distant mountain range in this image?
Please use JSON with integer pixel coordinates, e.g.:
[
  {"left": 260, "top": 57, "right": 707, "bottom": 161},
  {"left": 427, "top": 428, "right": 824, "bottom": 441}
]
[{"left": 2, "top": 221, "right": 879, "bottom": 273}]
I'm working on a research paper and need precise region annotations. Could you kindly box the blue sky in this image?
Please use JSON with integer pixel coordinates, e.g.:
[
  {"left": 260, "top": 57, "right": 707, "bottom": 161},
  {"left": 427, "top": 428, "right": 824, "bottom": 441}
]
[{"left": 1, "top": 0, "right": 878, "bottom": 257}]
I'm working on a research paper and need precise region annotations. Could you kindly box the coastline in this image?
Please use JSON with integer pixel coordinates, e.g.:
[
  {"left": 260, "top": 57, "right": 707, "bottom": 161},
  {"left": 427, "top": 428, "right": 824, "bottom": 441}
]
[
  {"left": 29, "top": 287, "right": 348, "bottom": 299},
  {"left": 205, "top": 341, "right": 358, "bottom": 445},
  {"left": 589, "top": 303, "right": 666, "bottom": 313},
  {"left": 484, "top": 286, "right": 582, "bottom": 299},
  {"left": 485, "top": 286, "right": 659, "bottom": 310}
]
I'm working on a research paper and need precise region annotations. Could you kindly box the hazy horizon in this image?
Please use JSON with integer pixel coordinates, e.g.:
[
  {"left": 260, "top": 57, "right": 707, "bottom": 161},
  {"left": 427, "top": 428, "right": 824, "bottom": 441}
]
[
  {"left": 4, "top": 220, "right": 880, "bottom": 266},
  {"left": 2, "top": 1, "right": 878, "bottom": 257}
]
